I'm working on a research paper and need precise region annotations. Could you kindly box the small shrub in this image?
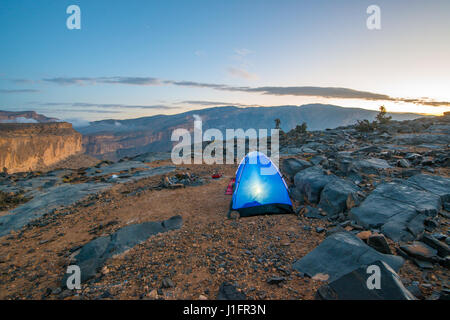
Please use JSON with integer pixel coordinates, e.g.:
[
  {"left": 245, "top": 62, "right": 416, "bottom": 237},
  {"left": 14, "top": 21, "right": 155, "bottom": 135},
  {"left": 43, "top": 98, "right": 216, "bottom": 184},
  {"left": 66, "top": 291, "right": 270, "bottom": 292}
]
[
  {"left": 355, "top": 119, "right": 377, "bottom": 132},
  {"left": 295, "top": 122, "right": 307, "bottom": 134}
]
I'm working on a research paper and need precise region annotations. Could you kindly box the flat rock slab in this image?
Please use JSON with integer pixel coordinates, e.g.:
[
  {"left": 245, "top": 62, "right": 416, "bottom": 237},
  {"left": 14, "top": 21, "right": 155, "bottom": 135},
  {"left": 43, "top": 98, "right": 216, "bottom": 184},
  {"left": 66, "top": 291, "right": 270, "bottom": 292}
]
[
  {"left": 292, "top": 232, "right": 404, "bottom": 282},
  {"left": 112, "top": 165, "right": 176, "bottom": 184},
  {"left": 350, "top": 180, "right": 441, "bottom": 241},
  {"left": 85, "top": 161, "right": 151, "bottom": 177},
  {"left": 400, "top": 241, "right": 438, "bottom": 262},
  {"left": 407, "top": 174, "right": 450, "bottom": 205},
  {"left": 0, "top": 165, "right": 177, "bottom": 237},
  {"left": 0, "top": 182, "right": 111, "bottom": 237},
  {"left": 64, "top": 215, "right": 183, "bottom": 286},
  {"left": 131, "top": 152, "right": 172, "bottom": 163},
  {"left": 316, "top": 260, "right": 415, "bottom": 300},
  {"left": 394, "top": 134, "right": 450, "bottom": 145},
  {"left": 350, "top": 158, "right": 392, "bottom": 174},
  {"left": 0, "top": 175, "right": 62, "bottom": 195}
]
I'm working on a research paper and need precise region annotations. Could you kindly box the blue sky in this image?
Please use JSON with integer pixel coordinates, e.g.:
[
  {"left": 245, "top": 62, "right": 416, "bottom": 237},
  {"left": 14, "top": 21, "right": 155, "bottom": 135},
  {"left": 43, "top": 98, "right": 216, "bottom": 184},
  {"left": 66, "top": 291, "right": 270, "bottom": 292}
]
[{"left": 1, "top": 0, "right": 449, "bottom": 122}]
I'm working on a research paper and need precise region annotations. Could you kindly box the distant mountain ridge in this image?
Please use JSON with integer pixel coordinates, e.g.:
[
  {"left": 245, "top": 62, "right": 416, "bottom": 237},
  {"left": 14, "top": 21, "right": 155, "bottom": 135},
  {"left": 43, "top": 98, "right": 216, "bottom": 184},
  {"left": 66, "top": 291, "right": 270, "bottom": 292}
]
[{"left": 78, "top": 104, "right": 424, "bottom": 160}]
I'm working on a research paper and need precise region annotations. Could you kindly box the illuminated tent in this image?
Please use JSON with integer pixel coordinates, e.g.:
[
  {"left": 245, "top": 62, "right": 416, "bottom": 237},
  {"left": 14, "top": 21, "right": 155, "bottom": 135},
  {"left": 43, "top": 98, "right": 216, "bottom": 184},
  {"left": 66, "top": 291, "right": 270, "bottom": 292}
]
[{"left": 230, "top": 151, "right": 293, "bottom": 217}]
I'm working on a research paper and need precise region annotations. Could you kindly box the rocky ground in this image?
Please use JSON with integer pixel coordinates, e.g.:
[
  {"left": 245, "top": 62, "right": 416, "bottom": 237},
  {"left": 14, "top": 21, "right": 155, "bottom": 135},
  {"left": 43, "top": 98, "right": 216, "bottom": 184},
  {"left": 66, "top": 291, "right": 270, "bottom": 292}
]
[{"left": 0, "top": 113, "right": 449, "bottom": 300}]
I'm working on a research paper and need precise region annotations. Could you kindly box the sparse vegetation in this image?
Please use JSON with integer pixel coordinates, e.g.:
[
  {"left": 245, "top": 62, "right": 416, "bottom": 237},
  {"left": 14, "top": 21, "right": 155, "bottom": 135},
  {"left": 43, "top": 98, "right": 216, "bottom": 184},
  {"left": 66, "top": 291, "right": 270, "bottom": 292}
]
[
  {"left": 0, "top": 190, "right": 29, "bottom": 211},
  {"left": 355, "top": 106, "right": 392, "bottom": 132},
  {"left": 355, "top": 119, "right": 377, "bottom": 132},
  {"left": 295, "top": 122, "right": 308, "bottom": 134}
]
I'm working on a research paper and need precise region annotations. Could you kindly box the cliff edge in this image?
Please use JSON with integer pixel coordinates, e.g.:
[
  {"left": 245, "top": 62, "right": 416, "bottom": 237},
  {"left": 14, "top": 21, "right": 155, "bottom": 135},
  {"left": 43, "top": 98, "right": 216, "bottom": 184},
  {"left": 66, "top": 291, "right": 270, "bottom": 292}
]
[{"left": 0, "top": 122, "right": 83, "bottom": 173}]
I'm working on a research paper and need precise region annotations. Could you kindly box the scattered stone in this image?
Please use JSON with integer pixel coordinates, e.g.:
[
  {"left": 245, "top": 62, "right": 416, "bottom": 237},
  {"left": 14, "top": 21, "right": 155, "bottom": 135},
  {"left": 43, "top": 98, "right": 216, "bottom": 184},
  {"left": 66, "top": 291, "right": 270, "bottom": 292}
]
[
  {"left": 356, "top": 230, "right": 372, "bottom": 241},
  {"left": 367, "top": 234, "right": 391, "bottom": 254},
  {"left": 217, "top": 282, "right": 246, "bottom": 300},
  {"left": 301, "top": 206, "right": 322, "bottom": 219},
  {"left": 397, "top": 159, "right": 411, "bottom": 168},
  {"left": 161, "top": 277, "right": 175, "bottom": 288},
  {"left": 148, "top": 289, "right": 158, "bottom": 299},
  {"left": 315, "top": 227, "right": 325, "bottom": 233},
  {"left": 267, "top": 277, "right": 286, "bottom": 285},
  {"left": 318, "top": 178, "right": 359, "bottom": 216}
]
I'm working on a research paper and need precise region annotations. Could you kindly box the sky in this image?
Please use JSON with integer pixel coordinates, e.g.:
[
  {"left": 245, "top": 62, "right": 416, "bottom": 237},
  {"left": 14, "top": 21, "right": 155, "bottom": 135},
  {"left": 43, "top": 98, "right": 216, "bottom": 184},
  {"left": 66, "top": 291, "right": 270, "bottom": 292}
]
[{"left": 0, "top": 0, "right": 449, "bottom": 123}]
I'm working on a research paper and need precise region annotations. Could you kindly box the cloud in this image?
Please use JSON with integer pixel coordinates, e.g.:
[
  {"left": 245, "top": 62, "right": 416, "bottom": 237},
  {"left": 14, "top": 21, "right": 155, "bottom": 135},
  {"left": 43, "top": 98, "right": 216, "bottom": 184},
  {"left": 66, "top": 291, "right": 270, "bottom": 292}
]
[
  {"left": 194, "top": 50, "right": 206, "bottom": 57},
  {"left": 234, "top": 48, "right": 252, "bottom": 56},
  {"left": 63, "top": 118, "right": 91, "bottom": 128},
  {"left": 10, "top": 79, "right": 39, "bottom": 84},
  {"left": 35, "top": 76, "right": 450, "bottom": 107},
  {"left": 0, "top": 117, "right": 38, "bottom": 123},
  {"left": 0, "top": 89, "right": 39, "bottom": 93},
  {"left": 166, "top": 80, "right": 229, "bottom": 90},
  {"left": 40, "top": 102, "right": 177, "bottom": 110},
  {"left": 227, "top": 67, "right": 259, "bottom": 80},
  {"left": 239, "top": 86, "right": 391, "bottom": 100},
  {"left": 180, "top": 100, "right": 259, "bottom": 107},
  {"left": 43, "top": 77, "right": 161, "bottom": 86}
]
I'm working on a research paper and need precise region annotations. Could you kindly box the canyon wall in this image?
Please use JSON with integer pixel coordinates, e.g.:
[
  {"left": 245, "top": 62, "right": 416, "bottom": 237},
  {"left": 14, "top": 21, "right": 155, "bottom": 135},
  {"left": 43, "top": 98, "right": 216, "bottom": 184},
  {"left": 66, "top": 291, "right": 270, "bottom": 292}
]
[{"left": 0, "top": 122, "right": 83, "bottom": 173}]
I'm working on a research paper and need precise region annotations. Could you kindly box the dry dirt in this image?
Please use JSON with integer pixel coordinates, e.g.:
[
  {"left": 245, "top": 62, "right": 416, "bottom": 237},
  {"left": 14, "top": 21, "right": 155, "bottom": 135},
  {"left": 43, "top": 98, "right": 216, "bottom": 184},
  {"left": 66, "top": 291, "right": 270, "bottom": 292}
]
[{"left": 0, "top": 160, "right": 447, "bottom": 300}]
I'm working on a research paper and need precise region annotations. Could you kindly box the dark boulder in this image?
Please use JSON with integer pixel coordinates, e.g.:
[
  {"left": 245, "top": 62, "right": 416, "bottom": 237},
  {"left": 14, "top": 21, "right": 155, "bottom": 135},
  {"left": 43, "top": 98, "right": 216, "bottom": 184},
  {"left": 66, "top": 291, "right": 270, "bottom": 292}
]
[
  {"left": 421, "top": 233, "right": 450, "bottom": 257},
  {"left": 292, "top": 232, "right": 404, "bottom": 282},
  {"left": 367, "top": 234, "right": 391, "bottom": 254},
  {"left": 294, "top": 166, "right": 336, "bottom": 203},
  {"left": 318, "top": 178, "right": 360, "bottom": 216},
  {"left": 281, "top": 158, "right": 311, "bottom": 179},
  {"left": 315, "top": 260, "right": 416, "bottom": 300},
  {"left": 62, "top": 215, "right": 183, "bottom": 286},
  {"left": 217, "top": 282, "right": 246, "bottom": 300}
]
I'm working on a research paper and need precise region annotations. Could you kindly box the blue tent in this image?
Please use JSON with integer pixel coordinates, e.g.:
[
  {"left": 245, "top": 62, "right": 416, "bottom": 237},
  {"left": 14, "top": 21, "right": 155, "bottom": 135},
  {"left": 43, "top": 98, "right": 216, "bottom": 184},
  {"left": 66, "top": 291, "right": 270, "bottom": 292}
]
[{"left": 231, "top": 151, "right": 293, "bottom": 217}]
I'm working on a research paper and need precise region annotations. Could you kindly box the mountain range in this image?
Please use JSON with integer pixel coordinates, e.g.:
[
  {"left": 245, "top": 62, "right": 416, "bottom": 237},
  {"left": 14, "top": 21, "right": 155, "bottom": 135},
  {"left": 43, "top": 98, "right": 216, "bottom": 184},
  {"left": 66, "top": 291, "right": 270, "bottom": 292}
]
[{"left": 77, "top": 104, "right": 423, "bottom": 160}]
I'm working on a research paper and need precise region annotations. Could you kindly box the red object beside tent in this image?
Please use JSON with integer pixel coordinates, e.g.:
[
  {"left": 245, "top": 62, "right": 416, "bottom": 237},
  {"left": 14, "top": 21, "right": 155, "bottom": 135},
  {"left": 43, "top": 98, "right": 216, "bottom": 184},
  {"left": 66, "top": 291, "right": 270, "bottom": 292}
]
[
  {"left": 212, "top": 173, "right": 222, "bottom": 179},
  {"left": 225, "top": 178, "right": 235, "bottom": 195}
]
